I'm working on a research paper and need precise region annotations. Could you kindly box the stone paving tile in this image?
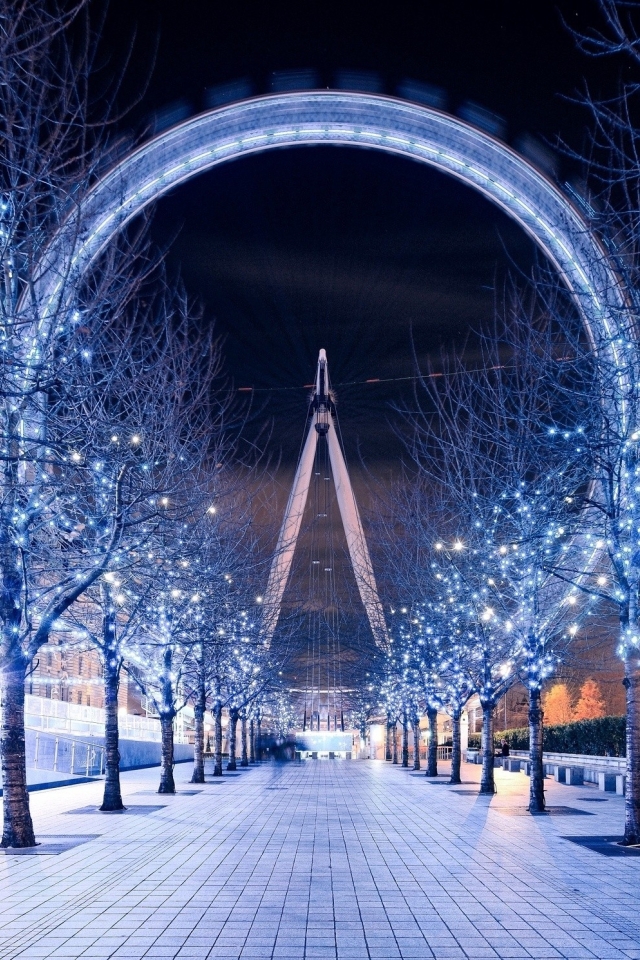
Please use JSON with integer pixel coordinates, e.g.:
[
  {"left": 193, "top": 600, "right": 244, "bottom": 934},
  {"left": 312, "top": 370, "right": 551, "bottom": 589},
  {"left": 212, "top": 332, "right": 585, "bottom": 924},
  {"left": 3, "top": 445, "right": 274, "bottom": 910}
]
[{"left": 0, "top": 761, "right": 638, "bottom": 958}]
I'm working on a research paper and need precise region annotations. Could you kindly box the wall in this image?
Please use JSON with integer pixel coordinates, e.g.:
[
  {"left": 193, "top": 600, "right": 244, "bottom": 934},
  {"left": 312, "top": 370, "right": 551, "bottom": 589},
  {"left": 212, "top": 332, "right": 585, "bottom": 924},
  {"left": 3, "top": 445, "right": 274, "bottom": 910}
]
[
  {"left": 25, "top": 729, "right": 193, "bottom": 774},
  {"left": 116, "top": 738, "right": 193, "bottom": 770}
]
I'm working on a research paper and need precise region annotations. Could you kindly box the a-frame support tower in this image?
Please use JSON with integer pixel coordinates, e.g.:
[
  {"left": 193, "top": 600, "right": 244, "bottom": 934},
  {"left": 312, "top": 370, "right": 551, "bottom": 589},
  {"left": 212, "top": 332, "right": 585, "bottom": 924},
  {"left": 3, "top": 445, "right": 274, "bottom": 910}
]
[{"left": 262, "top": 349, "right": 389, "bottom": 650}]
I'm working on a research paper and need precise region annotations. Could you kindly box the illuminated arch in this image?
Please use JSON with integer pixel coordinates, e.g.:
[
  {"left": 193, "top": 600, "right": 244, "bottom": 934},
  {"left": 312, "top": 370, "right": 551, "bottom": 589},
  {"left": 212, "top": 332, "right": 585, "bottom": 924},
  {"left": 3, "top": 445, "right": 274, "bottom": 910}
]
[{"left": 36, "top": 90, "right": 626, "bottom": 365}]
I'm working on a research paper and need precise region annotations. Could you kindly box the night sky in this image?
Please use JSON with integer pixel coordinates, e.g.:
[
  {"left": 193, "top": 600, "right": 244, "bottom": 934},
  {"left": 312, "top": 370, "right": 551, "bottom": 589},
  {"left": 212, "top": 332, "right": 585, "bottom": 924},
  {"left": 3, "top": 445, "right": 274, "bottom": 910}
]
[{"left": 98, "top": 1, "right": 623, "bottom": 702}]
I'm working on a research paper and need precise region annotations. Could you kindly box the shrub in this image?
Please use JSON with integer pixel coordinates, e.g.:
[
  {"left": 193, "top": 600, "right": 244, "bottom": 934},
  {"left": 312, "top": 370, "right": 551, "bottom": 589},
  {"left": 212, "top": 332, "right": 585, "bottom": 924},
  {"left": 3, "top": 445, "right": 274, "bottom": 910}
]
[
  {"left": 467, "top": 716, "right": 626, "bottom": 755},
  {"left": 494, "top": 725, "right": 530, "bottom": 750},
  {"left": 489, "top": 716, "right": 626, "bottom": 756}
]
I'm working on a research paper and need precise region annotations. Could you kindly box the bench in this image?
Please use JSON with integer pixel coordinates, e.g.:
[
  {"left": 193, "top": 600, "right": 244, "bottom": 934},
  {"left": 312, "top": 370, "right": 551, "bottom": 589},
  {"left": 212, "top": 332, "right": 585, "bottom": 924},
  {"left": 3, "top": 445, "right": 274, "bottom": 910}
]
[
  {"left": 511, "top": 751, "right": 627, "bottom": 789},
  {"left": 565, "top": 766, "right": 584, "bottom": 786},
  {"left": 553, "top": 764, "right": 584, "bottom": 786},
  {"left": 467, "top": 754, "right": 518, "bottom": 769},
  {"left": 503, "top": 758, "right": 522, "bottom": 773},
  {"left": 596, "top": 772, "right": 617, "bottom": 792}
]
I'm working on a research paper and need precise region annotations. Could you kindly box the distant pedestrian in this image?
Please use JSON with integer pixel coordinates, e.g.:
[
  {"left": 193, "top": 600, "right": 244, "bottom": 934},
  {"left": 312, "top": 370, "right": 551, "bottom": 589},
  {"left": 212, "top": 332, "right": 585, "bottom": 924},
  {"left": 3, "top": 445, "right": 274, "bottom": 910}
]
[{"left": 501, "top": 739, "right": 510, "bottom": 757}]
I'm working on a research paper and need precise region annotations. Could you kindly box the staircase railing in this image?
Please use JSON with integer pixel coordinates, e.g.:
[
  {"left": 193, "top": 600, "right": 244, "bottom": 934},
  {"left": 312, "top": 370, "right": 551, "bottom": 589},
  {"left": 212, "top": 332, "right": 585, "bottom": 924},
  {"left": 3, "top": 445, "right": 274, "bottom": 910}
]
[{"left": 28, "top": 728, "right": 105, "bottom": 777}]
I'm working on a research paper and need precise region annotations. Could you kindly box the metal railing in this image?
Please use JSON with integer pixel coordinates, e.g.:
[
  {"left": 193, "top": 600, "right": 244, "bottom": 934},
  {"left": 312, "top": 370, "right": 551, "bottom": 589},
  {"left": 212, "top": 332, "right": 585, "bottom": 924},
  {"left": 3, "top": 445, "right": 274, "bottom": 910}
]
[
  {"left": 28, "top": 729, "right": 104, "bottom": 777},
  {"left": 437, "top": 745, "right": 453, "bottom": 760}
]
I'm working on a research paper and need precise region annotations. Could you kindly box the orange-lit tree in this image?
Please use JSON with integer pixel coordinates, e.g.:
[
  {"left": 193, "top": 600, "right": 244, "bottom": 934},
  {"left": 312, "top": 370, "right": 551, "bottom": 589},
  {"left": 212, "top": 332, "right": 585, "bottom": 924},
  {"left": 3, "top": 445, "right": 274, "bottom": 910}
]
[
  {"left": 573, "top": 679, "right": 606, "bottom": 720},
  {"left": 543, "top": 684, "right": 573, "bottom": 725}
]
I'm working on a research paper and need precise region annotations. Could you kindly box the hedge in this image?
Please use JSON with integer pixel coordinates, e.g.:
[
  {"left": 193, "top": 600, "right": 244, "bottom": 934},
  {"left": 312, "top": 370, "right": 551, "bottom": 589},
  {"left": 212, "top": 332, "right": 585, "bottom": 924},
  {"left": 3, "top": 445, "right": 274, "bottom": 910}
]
[{"left": 467, "top": 715, "right": 626, "bottom": 756}]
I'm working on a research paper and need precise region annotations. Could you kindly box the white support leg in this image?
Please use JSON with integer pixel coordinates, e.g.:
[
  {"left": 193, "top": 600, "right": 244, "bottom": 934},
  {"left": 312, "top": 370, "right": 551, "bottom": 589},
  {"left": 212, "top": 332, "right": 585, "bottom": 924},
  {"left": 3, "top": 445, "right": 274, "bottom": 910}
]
[
  {"left": 261, "top": 415, "right": 318, "bottom": 645},
  {"left": 327, "top": 420, "right": 389, "bottom": 650},
  {"left": 261, "top": 349, "right": 389, "bottom": 652}
]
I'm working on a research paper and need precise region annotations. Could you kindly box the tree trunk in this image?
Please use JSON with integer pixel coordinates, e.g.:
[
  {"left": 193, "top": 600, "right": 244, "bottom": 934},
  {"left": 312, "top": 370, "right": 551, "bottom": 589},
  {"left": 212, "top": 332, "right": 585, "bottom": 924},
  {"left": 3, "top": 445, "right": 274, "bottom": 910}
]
[
  {"left": 0, "top": 662, "right": 36, "bottom": 847},
  {"left": 158, "top": 714, "right": 176, "bottom": 794},
  {"left": 528, "top": 686, "right": 545, "bottom": 813},
  {"left": 240, "top": 713, "right": 249, "bottom": 766},
  {"left": 426, "top": 706, "right": 438, "bottom": 777},
  {"left": 227, "top": 709, "right": 239, "bottom": 771},
  {"left": 392, "top": 721, "right": 398, "bottom": 764},
  {"left": 256, "top": 714, "right": 262, "bottom": 761},
  {"left": 623, "top": 661, "right": 640, "bottom": 844},
  {"left": 360, "top": 723, "right": 368, "bottom": 759},
  {"left": 100, "top": 656, "right": 124, "bottom": 810},
  {"left": 249, "top": 718, "right": 255, "bottom": 762},
  {"left": 479, "top": 700, "right": 496, "bottom": 795},
  {"left": 213, "top": 703, "right": 223, "bottom": 776},
  {"left": 401, "top": 711, "right": 409, "bottom": 767},
  {"left": 412, "top": 716, "right": 420, "bottom": 770},
  {"left": 450, "top": 707, "right": 462, "bottom": 784},
  {"left": 190, "top": 679, "right": 206, "bottom": 784},
  {"left": 385, "top": 720, "right": 392, "bottom": 761}
]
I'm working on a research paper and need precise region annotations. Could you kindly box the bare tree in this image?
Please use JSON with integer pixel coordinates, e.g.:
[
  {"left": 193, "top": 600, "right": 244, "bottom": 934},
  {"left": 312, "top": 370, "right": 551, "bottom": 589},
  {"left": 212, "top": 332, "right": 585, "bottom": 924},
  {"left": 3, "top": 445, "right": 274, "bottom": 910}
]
[
  {"left": 128, "top": 578, "right": 201, "bottom": 795},
  {"left": 54, "top": 278, "right": 232, "bottom": 808},
  {"left": 546, "top": 0, "right": 640, "bottom": 844},
  {"left": 422, "top": 525, "right": 520, "bottom": 794},
  {"left": 267, "top": 687, "right": 298, "bottom": 743},
  {"left": 0, "top": 0, "right": 157, "bottom": 846},
  {"left": 387, "top": 286, "right": 592, "bottom": 809},
  {"left": 347, "top": 682, "right": 375, "bottom": 758},
  {"left": 387, "top": 604, "right": 441, "bottom": 777},
  {"left": 181, "top": 497, "right": 289, "bottom": 779}
]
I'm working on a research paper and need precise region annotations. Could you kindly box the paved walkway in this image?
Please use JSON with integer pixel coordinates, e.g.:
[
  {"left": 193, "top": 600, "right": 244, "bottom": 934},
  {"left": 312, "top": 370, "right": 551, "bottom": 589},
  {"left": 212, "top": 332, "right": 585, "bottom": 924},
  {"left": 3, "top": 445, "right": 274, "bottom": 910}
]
[{"left": 0, "top": 759, "right": 638, "bottom": 960}]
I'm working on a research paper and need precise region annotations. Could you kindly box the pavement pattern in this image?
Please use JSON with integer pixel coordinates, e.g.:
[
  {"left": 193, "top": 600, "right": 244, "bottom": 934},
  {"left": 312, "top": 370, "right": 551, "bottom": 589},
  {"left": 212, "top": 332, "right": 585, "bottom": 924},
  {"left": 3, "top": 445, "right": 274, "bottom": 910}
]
[{"left": 0, "top": 758, "right": 638, "bottom": 960}]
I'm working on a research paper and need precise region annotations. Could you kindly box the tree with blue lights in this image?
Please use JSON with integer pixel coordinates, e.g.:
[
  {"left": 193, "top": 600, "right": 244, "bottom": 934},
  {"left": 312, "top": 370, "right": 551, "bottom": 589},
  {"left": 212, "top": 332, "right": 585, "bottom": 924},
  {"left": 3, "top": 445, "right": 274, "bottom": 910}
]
[
  {"left": 396, "top": 289, "right": 592, "bottom": 809},
  {"left": 540, "top": 288, "right": 640, "bottom": 838},
  {"left": 181, "top": 498, "right": 262, "bottom": 781},
  {"left": 426, "top": 535, "right": 514, "bottom": 794},
  {"left": 550, "top": 0, "right": 640, "bottom": 843},
  {"left": 0, "top": 0, "right": 178, "bottom": 846},
  {"left": 51, "top": 282, "right": 232, "bottom": 807},
  {"left": 347, "top": 679, "right": 376, "bottom": 759},
  {"left": 387, "top": 600, "right": 441, "bottom": 778}
]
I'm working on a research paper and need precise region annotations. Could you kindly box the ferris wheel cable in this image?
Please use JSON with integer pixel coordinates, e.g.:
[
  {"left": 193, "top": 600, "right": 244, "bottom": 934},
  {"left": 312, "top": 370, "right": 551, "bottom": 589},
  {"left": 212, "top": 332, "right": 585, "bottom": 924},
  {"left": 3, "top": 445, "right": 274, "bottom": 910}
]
[
  {"left": 323, "top": 436, "right": 331, "bottom": 728},
  {"left": 332, "top": 529, "right": 341, "bottom": 718},
  {"left": 307, "top": 440, "right": 319, "bottom": 727},
  {"left": 328, "top": 436, "right": 339, "bottom": 729},
  {"left": 326, "top": 444, "right": 338, "bottom": 728},
  {"left": 336, "top": 601, "right": 343, "bottom": 724},
  {"left": 310, "top": 434, "right": 330, "bottom": 729}
]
